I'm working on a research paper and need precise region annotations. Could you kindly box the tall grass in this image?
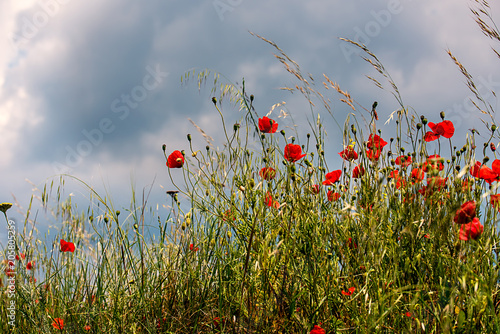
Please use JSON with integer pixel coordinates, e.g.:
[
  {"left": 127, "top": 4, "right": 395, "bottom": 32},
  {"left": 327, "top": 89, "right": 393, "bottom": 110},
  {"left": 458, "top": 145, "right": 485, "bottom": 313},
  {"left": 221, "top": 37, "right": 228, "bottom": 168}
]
[{"left": 2, "top": 1, "right": 500, "bottom": 333}]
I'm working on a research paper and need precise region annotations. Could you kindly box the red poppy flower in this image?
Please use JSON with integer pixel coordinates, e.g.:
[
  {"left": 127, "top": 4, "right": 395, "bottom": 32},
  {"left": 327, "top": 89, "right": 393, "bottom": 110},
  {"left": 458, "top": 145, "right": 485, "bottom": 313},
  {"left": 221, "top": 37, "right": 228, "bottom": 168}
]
[
  {"left": 341, "top": 287, "right": 356, "bottom": 296},
  {"left": 429, "top": 120, "right": 455, "bottom": 138},
  {"left": 26, "top": 261, "right": 34, "bottom": 270},
  {"left": 424, "top": 131, "right": 440, "bottom": 142},
  {"left": 491, "top": 194, "right": 500, "bottom": 210},
  {"left": 470, "top": 161, "right": 499, "bottom": 183},
  {"left": 410, "top": 168, "right": 425, "bottom": 183},
  {"left": 166, "top": 150, "right": 184, "bottom": 168},
  {"left": 310, "top": 325, "right": 326, "bottom": 334},
  {"left": 327, "top": 191, "right": 340, "bottom": 202},
  {"left": 259, "top": 167, "right": 276, "bottom": 181},
  {"left": 258, "top": 116, "right": 278, "bottom": 133},
  {"left": 60, "top": 239, "right": 75, "bottom": 253},
  {"left": 367, "top": 134, "right": 387, "bottom": 150},
  {"left": 492, "top": 159, "right": 500, "bottom": 174},
  {"left": 423, "top": 154, "right": 444, "bottom": 172},
  {"left": 395, "top": 155, "right": 412, "bottom": 168},
  {"left": 323, "top": 170, "right": 342, "bottom": 185},
  {"left": 352, "top": 165, "right": 365, "bottom": 178},
  {"left": 459, "top": 217, "right": 483, "bottom": 240},
  {"left": 189, "top": 243, "right": 199, "bottom": 252},
  {"left": 52, "top": 318, "right": 64, "bottom": 330},
  {"left": 339, "top": 147, "right": 358, "bottom": 161},
  {"left": 284, "top": 144, "right": 306, "bottom": 162},
  {"left": 84, "top": 325, "right": 91, "bottom": 331},
  {"left": 16, "top": 253, "right": 26, "bottom": 261},
  {"left": 453, "top": 201, "right": 476, "bottom": 224},
  {"left": 366, "top": 149, "right": 381, "bottom": 161}
]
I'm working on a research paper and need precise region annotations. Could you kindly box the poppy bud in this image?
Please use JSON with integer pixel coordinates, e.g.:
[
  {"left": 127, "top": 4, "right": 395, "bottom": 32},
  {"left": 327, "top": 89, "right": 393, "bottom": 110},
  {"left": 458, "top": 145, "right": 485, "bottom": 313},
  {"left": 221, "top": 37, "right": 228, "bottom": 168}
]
[
  {"left": 456, "top": 166, "right": 461, "bottom": 172},
  {"left": 250, "top": 95, "right": 254, "bottom": 102},
  {"left": 390, "top": 159, "right": 395, "bottom": 166},
  {"left": 134, "top": 223, "right": 138, "bottom": 230},
  {"left": 416, "top": 123, "right": 422, "bottom": 130},
  {"left": 307, "top": 133, "right": 310, "bottom": 139},
  {"left": 401, "top": 147, "right": 405, "bottom": 153},
  {"left": 181, "top": 223, "right": 186, "bottom": 230},
  {"left": 234, "top": 123, "right": 240, "bottom": 131},
  {"left": 261, "top": 134, "right": 265, "bottom": 140},
  {"left": 162, "top": 144, "right": 166, "bottom": 152},
  {"left": 280, "top": 130, "right": 285, "bottom": 136},
  {"left": 291, "top": 165, "right": 296, "bottom": 173},
  {"left": 192, "top": 151, "right": 197, "bottom": 157},
  {"left": 420, "top": 115, "right": 425, "bottom": 121},
  {"left": 291, "top": 137, "right": 295, "bottom": 143},
  {"left": 116, "top": 211, "right": 120, "bottom": 216},
  {"left": 206, "top": 145, "right": 210, "bottom": 151},
  {"left": 483, "top": 156, "right": 490, "bottom": 164},
  {"left": 451, "top": 156, "right": 456, "bottom": 162},
  {"left": 187, "top": 134, "right": 191, "bottom": 142},
  {"left": 351, "top": 125, "right": 357, "bottom": 134},
  {"left": 422, "top": 118, "right": 428, "bottom": 125},
  {"left": 491, "top": 143, "right": 496, "bottom": 152},
  {"left": 212, "top": 97, "right": 217, "bottom": 104},
  {"left": 227, "top": 231, "right": 232, "bottom": 238},
  {"left": 104, "top": 217, "right": 109, "bottom": 223},
  {"left": 440, "top": 111, "right": 445, "bottom": 120},
  {"left": 249, "top": 178, "right": 255, "bottom": 188},
  {"left": 456, "top": 151, "right": 460, "bottom": 157},
  {"left": 492, "top": 124, "right": 497, "bottom": 132}
]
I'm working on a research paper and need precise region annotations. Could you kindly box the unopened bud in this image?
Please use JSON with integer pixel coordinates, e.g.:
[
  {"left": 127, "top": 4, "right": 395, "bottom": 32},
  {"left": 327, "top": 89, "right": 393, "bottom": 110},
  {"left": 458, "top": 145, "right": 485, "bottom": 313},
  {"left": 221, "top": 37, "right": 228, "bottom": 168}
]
[
  {"left": 187, "top": 134, "right": 191, "bottom": 142},
  {"left": 416, "top": 123, "right": 422, "bottom": 130},
  {"left": 440, "top": 111, "right": 445, "bottom": 120},
  {"left": 162, "top": 144, "right": 166, "bottom": 152},
  {"left": 492, "top": 124, "right": 497, "bottom": 132},
  {"left": 212, "top": 97, "right": 217, "bottom": 104},
  {"left": 250, "top": 95, "right": 254, "bottom": 102},
  {"left": 491, "top": 143, "right": 496, "bottom": 152}
]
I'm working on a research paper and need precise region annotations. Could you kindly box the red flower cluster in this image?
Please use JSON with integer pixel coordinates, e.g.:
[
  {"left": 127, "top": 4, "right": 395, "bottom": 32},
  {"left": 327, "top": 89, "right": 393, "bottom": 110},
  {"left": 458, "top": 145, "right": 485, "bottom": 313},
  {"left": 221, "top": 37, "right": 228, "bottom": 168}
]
[
  {"left": 454, "top": 201, "right": 483, "bottom": 241},
  {"left": 258, "top": 116, "right": 278, "bottom": 133},
  {"left": 424, "top": 120, "right": 455, "bottom": 142},
  {"left": 284, "top": 144, "right": 306, "bottom": 162},
  {"left": 395, "top": 155, "right": 412, "bottom": 168},
  {"left": 366, "top": 134, "right": 387, "bottom": 162},
  {"left": 189, "top": 243, "right": 199, "bottom": 252},
  {"left": 166, "top": 150, "right": 184, "bottom": 168}
]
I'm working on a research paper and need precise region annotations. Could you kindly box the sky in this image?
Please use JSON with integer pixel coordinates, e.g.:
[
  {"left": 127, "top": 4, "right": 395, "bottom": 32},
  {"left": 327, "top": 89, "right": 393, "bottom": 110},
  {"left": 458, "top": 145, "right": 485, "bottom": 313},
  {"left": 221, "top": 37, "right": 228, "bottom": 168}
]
[{"left": 0, "top": 0, "right": 499, "bottom": 241}]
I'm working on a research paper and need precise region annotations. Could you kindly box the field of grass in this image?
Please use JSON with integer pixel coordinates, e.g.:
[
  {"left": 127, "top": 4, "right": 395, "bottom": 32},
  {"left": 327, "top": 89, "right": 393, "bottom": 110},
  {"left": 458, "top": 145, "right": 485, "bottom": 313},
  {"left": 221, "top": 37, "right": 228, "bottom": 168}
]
[{"left": 2, "top": 1, "right": 500, "bottom": 333}]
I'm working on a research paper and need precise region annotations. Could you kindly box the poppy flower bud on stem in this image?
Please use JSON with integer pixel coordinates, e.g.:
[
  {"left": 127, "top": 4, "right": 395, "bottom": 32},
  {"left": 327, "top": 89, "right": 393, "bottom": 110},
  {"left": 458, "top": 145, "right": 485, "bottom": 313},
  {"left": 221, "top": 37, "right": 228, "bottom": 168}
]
[
  {"left": 250, "top": 95, "right": 254, "bottom": 102},
  {"left": 440, "top": 111, "right": 445, "bottom": 120},
  {"left": 490, "top": 143, "right": 496, "bottom": 152},
  {"left": 187, "top": 134, "right": 191, "bottom": 142},
  {"left": 483, "top": 156, "right": 490, "bottom": 164},
  {"left": 351, "top": 125, "right": 356, "bottom": 135},
  {"left": 422, "top": 118, "right": 428, "bottom": 125},
  {"left": 162, "top": 144, "right": 166, "bottom": 152},
  {"left": 212, "top": 97, "right": 217, "bottom": 105},
  {"left": 280, "top": 130, "right": 285, "bottom": 136},
  {"left": 206, "top": 145, "right": 210, "bottom": 151},
  {"left": 492, "top": 124, "right": 497, "bottom": 132},
  {"left": 416, "top": 123, "right": 422, "bottom": 130},
  {"left": 234, "top": 123, "right": 240, "bottom": 131}
]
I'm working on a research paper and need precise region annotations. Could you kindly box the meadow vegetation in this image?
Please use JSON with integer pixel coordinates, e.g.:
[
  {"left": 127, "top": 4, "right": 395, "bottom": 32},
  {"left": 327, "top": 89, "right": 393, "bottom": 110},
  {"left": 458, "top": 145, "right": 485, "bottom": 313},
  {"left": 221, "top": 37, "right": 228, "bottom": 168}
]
[{"left": 2, "top": 1, "right": 500, "bottom": 332}]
